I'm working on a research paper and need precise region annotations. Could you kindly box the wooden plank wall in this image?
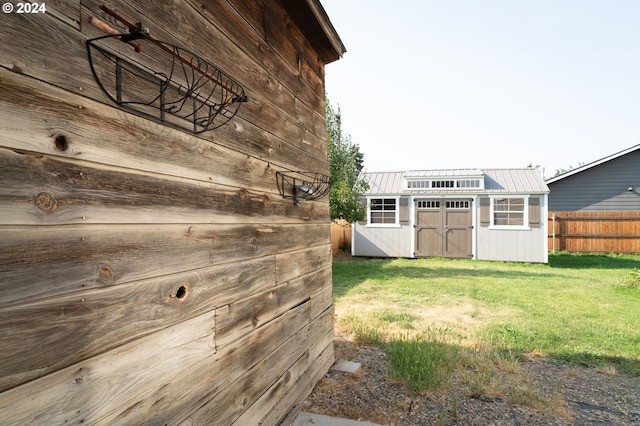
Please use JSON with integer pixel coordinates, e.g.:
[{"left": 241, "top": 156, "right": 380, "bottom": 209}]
[
  {"left": 548, "top": 212, "right": 640, "bottom": 253},
  {"left": 0, "top": 0, "right": 335, "bottom": 424}
]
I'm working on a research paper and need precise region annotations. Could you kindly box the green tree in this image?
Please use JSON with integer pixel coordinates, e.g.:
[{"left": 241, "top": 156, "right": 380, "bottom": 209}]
[
  {"left": 553, "top": 162, "right": 585, "bottom": 178},
  {"left": 326, "top": 98, "right": 369, "bottom": 222}
]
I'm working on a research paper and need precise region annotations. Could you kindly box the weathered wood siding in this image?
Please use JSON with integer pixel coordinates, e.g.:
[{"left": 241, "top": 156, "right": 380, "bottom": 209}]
[{"left": 0, "top": 0, "right": 338, "bottom": 423}]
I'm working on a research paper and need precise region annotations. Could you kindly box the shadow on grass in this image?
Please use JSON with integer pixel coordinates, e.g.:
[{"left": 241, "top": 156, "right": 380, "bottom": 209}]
[
  {"left": 333, "top": 253, "right": 640, "bottom": 298},
  {"left": 332, "top": 257, "right": 558, "bottom": 298},
  {"left": 487, "top": 324, "right": 640, "bottom": 377},
  {"left": 551, "top": 351, "right": 640, "bottom": 377},
  {"left": 333, "top": 253, "right": 640, "bottom": 377},
  {"left": 549, "top": 251, "right": 640, "bottom": 269}
]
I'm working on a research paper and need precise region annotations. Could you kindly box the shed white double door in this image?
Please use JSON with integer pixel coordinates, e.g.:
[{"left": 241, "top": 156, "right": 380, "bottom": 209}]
[{"left": 414, "top": 199, "right": 472, "bottom": 258}]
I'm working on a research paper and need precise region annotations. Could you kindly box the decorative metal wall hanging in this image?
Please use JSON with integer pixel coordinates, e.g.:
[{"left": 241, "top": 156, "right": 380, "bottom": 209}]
[
  {"left": 276, "top": 171, "right": 331, "bottom": 205},
  {"left": 86, "top": 6, "right": 248, "bottom": 134}
]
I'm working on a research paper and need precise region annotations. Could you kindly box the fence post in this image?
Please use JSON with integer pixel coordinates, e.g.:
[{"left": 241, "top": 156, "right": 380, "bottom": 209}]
[{"left": 552, "top": 213, "right": 555, "bottom": 252}]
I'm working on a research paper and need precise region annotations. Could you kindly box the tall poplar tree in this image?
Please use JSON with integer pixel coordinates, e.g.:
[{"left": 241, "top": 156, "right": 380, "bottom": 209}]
[{"left": 326, "top": 98, "right": 369, "bottom": 222}]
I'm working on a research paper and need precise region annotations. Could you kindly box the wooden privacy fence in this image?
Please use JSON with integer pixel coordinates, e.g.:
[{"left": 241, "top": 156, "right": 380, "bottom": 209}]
[
  {"left": 331, "top": 219, "right": 352, "bottom": 254},
  {"left": 548, "top": 212, "right": 640, "bottom": 254}
]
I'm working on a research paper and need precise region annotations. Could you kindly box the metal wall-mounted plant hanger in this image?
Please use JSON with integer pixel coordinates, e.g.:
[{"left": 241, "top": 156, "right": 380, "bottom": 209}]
[
  {"left": 276, "top": 171, "right": 331, "bottom": 205},
  {"left": 86, "top": 6, "right": 248, "bottom": 134}
]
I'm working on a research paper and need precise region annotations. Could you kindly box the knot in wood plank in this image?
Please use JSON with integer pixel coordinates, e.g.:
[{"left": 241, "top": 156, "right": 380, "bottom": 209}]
[
  {"left": 97, "top": 266, "right": 113, "bottom": 284},
  {"left": 34, "top": 192, "right": 57, "bottom": 211}
]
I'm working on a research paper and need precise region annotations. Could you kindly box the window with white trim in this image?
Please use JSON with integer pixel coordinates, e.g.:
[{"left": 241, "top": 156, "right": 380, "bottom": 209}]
[
  {"left": 369, "top": 198, "right": 397, "bottom": 224},
  {"left": 456, "top": 180, "right": 480, "bottom": 188},
  {"left": 493, "top": 197, "right": 525, "bottom": 226},
  {"left": 446, "top": 200, "right": 470, "bottom": 209},
  {"left": 431, "top": 180, "right": 455, "bottom": 188},
  {"left": 408, "top": 180, "right": 429, "bottom": 189},
  {"left": 417, "top": 200, "right": 440, "bottom": 209}
]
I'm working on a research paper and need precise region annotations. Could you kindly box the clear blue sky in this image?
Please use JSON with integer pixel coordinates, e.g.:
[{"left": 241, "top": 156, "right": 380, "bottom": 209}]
[{"left": 320, "top": 1, "right": 640, "bottom": 179}]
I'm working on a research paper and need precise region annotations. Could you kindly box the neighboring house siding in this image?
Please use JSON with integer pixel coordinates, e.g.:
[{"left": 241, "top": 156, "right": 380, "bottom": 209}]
[{"left": 548, "top": 150, "right": 640, "bottom": 211}]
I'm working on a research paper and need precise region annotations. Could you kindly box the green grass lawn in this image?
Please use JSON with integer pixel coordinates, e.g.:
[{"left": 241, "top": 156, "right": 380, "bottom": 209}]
[{"left": 333, "top": 252, "right": 640, "bottom": 393}]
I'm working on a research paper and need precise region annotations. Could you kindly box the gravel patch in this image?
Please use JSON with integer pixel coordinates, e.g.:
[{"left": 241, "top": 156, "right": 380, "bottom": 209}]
[{"left": 303, "top": 341, "right": 640, "bottom": 425}]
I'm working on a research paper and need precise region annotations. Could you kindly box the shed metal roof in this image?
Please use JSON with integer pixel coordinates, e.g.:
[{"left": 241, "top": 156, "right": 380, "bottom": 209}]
[
  {"left": 362, "top": 168, "right": 549, "bottom": 195},
  {"left": 365, "top": 171, "right": 406, "bottom": 194},
  {"left": 405, "top": 169, "right": 484, "bottom": 178},
  {"left": 482, "top": 169, "right": 548, "bottom": 193}
]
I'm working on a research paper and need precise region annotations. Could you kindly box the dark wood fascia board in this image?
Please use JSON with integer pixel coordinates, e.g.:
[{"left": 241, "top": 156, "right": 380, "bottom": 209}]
[{"left": 277, "top": 0, "right": 346, "bottom": 64}]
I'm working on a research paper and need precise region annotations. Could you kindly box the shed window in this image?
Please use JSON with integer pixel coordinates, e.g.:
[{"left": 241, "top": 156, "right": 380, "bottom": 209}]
[
  {"left": 407, "top": 180, "right": 429, "bottom": 189},
  {"left": 431, "top": 180, "right": 454, "bottom": 188},
  {"left": 456, "top": 180, "right": 480, "bottom": 188},
  {"left": 417, "top": 200, "right": 440, "bottom": 209},
  {"left": 370, "top": 198, "right": 397, "bottom": 224},
  {"left": 446, "top": 200, "right": 470, "bottom": 209},
  {"left": 493, "top": 198, "right": 524, "bottom": 226}
]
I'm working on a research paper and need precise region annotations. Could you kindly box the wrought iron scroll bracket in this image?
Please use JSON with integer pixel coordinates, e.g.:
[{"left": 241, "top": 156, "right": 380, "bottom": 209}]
[
  {"left": 276, "top": 171, "right": 331, "bottom": 205},
  {"left": 86, "top": 10, "right": 248, "bottom": 134}
]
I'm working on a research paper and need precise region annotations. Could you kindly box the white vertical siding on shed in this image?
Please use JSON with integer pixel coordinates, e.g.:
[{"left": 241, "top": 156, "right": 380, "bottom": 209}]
[
  {"left": 476, "top": 196, "right": 548, "bottom": 263},
  {"left": 476, "top": 227, "right": 547, "bottom": 262},
  {"left": 352, "top": 224, "right": 413, "bottom": 258}
]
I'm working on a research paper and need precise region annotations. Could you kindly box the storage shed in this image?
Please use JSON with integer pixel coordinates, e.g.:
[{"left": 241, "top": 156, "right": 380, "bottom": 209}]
[
  {"left": 546, "top": 144, "right": 640, "bottom": 253},
  {"left": 353, "top": 168, "right": 550, "bottom": 263},
  {"left": 0, "top": 0, "right": 343, "bottom": 424}
]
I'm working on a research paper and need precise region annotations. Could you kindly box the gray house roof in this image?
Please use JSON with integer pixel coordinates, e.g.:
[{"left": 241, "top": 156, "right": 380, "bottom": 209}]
[
  {"left": 546, "top": 143, "right": 640, "bottom": 184},
  {"left": 362, "top": 168, "right": 549, "bottom": 195},
  {"left": 545, "top": 144, "right": 640, "bottom": 212}
]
